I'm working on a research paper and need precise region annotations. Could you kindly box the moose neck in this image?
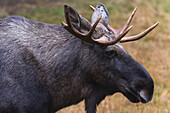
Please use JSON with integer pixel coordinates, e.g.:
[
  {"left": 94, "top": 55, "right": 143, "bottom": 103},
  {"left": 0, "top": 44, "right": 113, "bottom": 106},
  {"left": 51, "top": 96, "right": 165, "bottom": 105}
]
[
  {"left": 33, "top": 28, "right": 92, "bottom": 78},
  {"left": 25, "top": 25, "right": 97, "bottom": 110}
]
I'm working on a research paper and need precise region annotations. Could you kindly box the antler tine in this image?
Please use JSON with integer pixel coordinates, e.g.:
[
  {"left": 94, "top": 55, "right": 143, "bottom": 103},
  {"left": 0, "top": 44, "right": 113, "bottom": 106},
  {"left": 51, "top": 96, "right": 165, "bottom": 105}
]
[
  {"left": 89, "top": 5, "right": 95, "bottom": 11},
  {"left": 120, "top": 22, "right": 159, "bottom": 43},
  {"left": 119, "top": 7, "right": 137, "bottom": 34},
  {"left": 62, "top": 6, "right": 102, "bottom": 43},
  {"left": 88, "top": 16, "right": 102, "bottom": 37},
  {"left": 107, "top": 7, "right": 137, "bottom": 37}
]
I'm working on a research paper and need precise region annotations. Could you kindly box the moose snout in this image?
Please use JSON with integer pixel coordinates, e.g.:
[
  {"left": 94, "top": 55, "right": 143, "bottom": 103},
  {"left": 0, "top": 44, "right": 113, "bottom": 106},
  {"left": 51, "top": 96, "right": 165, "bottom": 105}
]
[
  {"left": 138, "top": 68, "right": 154, "bottom": 103},
  {"left": 125, "top": 62, "right": 155, "bottom": 103},
  {"left": 128, "top": 77, "right": 154, "bottom": 104},
  {"left": 141, "top": 65, "right": 154, "bottom": 103},
  {"left": 139, "top": 77, "right": 154, "bottom": 103}
]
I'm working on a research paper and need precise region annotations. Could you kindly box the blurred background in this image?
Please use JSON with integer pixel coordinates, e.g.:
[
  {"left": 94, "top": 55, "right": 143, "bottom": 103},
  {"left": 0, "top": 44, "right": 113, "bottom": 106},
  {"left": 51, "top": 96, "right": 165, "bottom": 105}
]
[{"left": 0, "top": 0, "right": 169, "bottom": 113}]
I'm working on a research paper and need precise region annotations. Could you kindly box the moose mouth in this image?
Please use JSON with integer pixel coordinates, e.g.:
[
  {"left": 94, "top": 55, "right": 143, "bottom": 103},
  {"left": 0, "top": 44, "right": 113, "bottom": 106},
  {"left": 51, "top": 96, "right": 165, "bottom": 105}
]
[{"left": 122, "top": 88, "right": 149, "bottom": 103}]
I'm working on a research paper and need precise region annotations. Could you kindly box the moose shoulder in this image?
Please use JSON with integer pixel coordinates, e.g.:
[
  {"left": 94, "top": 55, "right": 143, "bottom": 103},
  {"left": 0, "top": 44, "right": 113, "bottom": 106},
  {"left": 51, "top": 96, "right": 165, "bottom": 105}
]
[{"left": 0, "top": 3, "right": 158, "bottom": 113}]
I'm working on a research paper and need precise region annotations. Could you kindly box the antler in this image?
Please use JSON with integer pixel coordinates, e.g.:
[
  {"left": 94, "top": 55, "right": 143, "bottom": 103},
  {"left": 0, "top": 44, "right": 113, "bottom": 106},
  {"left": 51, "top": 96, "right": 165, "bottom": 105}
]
[
  {"left": 107, "top": 7, "right": 137, "bottom": 38},
  {"left": 90, "top": 5, "right": 159, "bottom": 43},
  {"left": 120, "top": 22, "right": 159, "bottom": 43},
  {"left": 61, "top": 6, "right": 132, "bottom": 46}
]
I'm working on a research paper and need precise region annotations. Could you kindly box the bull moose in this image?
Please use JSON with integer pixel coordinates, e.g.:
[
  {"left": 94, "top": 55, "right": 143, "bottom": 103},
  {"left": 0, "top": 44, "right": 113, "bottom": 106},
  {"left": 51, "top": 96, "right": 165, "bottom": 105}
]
[{"left": 0, "top": 3, "right": 158, "bottom": 113}]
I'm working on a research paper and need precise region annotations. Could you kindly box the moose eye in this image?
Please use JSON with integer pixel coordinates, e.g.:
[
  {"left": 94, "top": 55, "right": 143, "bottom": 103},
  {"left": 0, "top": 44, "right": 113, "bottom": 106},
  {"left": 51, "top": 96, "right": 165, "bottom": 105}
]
[{"left": 105, "top": 50, "right": 117, "bottom": 57}]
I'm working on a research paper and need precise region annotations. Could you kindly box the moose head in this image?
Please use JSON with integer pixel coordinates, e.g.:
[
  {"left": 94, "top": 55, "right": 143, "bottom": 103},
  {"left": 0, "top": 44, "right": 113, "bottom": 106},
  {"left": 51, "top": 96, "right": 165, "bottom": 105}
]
[{"left": 61, "top": 3, "right": 158, "bottom": 104}]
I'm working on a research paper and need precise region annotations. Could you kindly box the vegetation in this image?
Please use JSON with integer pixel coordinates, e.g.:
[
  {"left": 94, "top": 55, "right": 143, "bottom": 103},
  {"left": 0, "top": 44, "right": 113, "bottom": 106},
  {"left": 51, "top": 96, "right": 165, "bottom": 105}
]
[{"left": 0, "top": 0, "right": 169, "bottom": 112}]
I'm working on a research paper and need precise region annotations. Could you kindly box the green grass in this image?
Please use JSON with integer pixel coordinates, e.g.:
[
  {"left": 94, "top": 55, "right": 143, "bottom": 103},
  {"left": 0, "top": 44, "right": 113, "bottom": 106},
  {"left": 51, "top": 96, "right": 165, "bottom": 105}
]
[{"left": 20, "top": 6, "right": 64, "bottom": 24}]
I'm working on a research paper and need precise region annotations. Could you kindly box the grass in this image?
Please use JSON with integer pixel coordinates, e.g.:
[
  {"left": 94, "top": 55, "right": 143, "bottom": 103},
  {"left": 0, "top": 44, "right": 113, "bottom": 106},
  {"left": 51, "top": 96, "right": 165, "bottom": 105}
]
[{"left": 0, "top": 0, "right": 170, "bottom": 113}]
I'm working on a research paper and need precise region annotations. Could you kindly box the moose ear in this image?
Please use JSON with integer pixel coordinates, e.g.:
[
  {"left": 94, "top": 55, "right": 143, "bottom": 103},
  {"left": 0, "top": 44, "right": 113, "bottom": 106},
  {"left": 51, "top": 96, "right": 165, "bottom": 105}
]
[
  {"left": 91, "top": 3, "right": 109, "bottom": 27},
  {"left": 64, "top": 4, "right": 91, "bottom": 33}
]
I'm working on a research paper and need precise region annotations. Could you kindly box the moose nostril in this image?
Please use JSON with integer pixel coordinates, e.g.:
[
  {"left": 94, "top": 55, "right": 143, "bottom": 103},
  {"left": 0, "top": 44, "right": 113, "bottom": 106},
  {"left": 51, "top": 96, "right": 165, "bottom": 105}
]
[
  {"left": 139, "top": 90, "right": 152, "bottom": 103},
  {"left": 139, "top": 90, "right": 147, "bottom": 103}
]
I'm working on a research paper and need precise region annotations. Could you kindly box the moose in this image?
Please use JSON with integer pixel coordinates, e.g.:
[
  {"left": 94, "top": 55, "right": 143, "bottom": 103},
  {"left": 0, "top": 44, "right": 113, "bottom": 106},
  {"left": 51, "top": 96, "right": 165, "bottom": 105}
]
[{"left": 0, "top": 3, "right": 158, "bottom": 113}]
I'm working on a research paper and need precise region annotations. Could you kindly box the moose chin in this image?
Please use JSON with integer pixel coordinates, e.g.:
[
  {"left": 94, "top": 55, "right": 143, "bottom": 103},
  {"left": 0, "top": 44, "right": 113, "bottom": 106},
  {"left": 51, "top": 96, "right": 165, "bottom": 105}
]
[{"left": 0, "top": 3, "right": 158, "bottom": 113}]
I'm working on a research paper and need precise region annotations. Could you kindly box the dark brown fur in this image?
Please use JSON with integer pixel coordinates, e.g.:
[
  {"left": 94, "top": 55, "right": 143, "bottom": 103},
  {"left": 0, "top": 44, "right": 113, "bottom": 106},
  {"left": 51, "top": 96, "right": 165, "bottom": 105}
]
[{"left": 0, "top": 4, "right": 154, "bottom": 113}]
